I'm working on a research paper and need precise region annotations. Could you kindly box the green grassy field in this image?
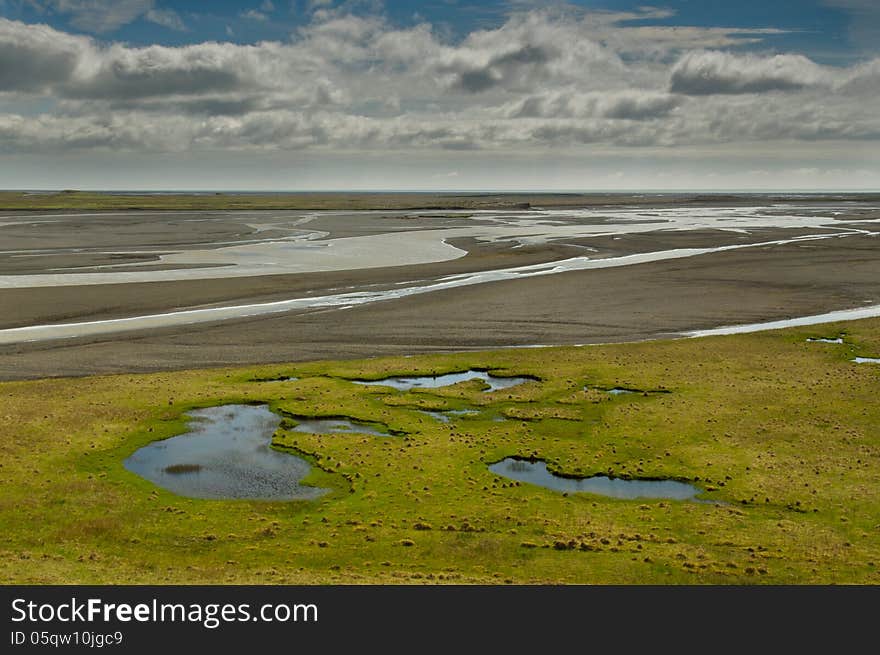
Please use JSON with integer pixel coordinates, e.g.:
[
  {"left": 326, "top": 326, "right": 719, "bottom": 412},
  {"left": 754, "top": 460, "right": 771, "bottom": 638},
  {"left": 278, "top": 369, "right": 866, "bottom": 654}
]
[{"left": 1, "top": 320, "right": 878, "bottom": 584}]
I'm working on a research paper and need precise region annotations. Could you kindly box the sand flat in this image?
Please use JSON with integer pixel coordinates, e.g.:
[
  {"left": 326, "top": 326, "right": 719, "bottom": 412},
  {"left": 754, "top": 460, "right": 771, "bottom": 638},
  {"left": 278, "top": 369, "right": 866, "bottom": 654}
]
[{"left": 1, "top": 196, "right": 879, "bottom": 380}]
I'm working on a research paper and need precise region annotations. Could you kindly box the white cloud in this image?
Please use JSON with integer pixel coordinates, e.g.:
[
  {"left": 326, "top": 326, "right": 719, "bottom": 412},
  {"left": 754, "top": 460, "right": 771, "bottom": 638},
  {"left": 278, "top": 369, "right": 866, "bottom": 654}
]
[
  {"left": 506, "top": 91, "right": 681, "bottom": 120},
  {"left": 0, "top": 8, "right": 877, "bottom": 161},
  {"left": 839, "top": 57, "right": 880, "bottom": 94},
  {"left": 0, "top": 18, "right": 91, "bottom": 92},
  {"left": 145, "top": 8, "right": 185, "bottom": 32},
  {"left": 670, "top": 51, "right": 831, "bottom": 95},
  {"left": 61, "top": 42, "right": 254, "bottom": 99}
]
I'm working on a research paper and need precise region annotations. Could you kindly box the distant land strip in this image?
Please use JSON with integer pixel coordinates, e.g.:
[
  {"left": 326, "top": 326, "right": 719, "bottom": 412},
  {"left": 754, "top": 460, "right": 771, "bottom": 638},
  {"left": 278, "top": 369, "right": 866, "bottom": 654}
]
[{"left": 1, "top": 190, "right": 880, "bottom": 212}]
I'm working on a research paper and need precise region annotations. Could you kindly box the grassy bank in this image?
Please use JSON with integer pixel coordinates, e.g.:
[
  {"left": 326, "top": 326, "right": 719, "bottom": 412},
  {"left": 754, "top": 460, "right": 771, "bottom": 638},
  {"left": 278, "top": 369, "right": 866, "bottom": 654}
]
[{"left": 1, "top": 319, "right": 878, "bottom": 584}]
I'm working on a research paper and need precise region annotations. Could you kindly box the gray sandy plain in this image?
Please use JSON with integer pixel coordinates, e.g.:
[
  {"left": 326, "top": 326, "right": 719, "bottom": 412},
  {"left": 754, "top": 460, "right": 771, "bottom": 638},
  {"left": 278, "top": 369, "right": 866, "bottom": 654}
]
[{"left": 1, "top": 194, "right": 879, "bottom": 380}]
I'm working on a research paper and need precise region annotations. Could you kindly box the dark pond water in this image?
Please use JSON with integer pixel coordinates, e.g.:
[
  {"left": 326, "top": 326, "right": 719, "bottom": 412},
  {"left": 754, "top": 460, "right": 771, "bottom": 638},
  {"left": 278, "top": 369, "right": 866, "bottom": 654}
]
[
  {"left": 353, "top": 369, "right": 533, "bottom": 392},
  {"left": 124, "top": 404, "right": 327, "bottom": 500},
  {"left": 489, "top": 457, "right": 702, "bottom": 501}
]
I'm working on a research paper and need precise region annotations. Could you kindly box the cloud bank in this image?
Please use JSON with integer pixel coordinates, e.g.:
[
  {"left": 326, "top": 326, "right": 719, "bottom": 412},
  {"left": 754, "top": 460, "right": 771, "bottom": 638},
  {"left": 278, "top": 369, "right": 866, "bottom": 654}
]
[{"left": 0, "top": 6, "right": 877, "bottom": 189}]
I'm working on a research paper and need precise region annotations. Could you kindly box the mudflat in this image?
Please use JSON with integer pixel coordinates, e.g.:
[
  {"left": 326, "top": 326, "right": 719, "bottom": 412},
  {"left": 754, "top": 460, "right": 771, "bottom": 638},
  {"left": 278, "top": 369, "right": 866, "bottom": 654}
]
[{"left": 1, "top": 194, "right": 879, "bottom": 380}]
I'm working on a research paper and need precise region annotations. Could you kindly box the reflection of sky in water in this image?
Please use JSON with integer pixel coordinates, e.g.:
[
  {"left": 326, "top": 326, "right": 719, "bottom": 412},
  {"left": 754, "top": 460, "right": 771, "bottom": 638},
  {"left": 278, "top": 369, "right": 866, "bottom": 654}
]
[
  {"left": 7, "top": 204, "right": 877, "bottom": 287},
  {"left": 3, "top": 203, "right": 880, "bottom": 344},
  {"left": 688, "top": 303, "right": 880, "bottom": 338},
  {"left": 853, "top": 357, "right": 880, "bottom": 364},
  {"left": 124, "top": 404, "right": 327, "bottom": 500},
  {"left": 489, "top": 457, "right": 701, "bottom": 501},
  {"left": 420, "top": 409, "right": 480, "bottom": 423},
  {"left": 354, "top": 370, "right": 530, "bottom": 392}
]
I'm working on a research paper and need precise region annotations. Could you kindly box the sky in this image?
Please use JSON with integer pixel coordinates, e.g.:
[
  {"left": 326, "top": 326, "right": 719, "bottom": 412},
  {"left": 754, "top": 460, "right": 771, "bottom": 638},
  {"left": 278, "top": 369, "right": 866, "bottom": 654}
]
[{"left": 0, "top": 0, "right": 878, "bottom": 191}]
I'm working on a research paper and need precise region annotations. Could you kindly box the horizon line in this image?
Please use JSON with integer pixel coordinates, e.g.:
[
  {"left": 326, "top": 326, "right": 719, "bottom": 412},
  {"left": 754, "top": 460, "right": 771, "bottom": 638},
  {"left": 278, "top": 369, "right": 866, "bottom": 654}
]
[{"left": 5, "top": 188, "right": 880, "bottom": 195}]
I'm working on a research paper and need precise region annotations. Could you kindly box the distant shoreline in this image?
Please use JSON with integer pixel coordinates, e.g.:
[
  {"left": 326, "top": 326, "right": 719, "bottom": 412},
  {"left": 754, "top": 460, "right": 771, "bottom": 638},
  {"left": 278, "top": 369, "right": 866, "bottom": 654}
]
[{"left": 1, "top": 189, "right": 879, "bottom": 212}]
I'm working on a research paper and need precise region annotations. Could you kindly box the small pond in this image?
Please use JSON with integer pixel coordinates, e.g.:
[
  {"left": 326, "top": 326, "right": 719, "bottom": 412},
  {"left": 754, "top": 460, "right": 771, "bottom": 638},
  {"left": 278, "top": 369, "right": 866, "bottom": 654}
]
[
  {"left": 124, "top": 404, "right": 327, "bottom": 500},
  {"left": 586, "top": 386, "right": 668, "bottom": 396},
  {"left": 853, "top": 357, "right": 880, "bottom": 364},
  {"left": 289, "top": 417, "right": 395, "bottom": 437},
  {"left": 353, "top": 369, "right": 533, "bottom": 392},
  {"left": 489, "top": 457, "right": 702, "bottom": 501},
  {"left": 420, "top": 409, "right": 480, "bottom": 423},
  {"left": 807, "top": 337, "right": 843, "bottom": 344}
]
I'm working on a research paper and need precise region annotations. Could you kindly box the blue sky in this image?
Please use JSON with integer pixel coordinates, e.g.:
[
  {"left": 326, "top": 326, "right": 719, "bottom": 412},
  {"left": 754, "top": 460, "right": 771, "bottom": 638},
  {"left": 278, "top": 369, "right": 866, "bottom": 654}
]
[
  {"left": 0, "top": 1, "right": 878, "bottom": 190},
  {"left": 3, "top": 1, "right": 871, "bottom": 61}
]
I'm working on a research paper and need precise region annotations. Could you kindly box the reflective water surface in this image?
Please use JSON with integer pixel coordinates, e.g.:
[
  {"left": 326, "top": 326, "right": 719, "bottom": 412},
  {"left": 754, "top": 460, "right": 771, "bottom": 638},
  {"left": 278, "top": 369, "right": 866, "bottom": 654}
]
[
  {"left": 353, "top": 369, "right": 533, "bottom": 392},
  {"left": 124, "top": 404, "right": 327, "bottom": 500},
  {"left": 420, "top": 409, "right": 480, "bottom": 423},
  {"left": 489, "top": 457, "right": 702, "bottom": 501}
]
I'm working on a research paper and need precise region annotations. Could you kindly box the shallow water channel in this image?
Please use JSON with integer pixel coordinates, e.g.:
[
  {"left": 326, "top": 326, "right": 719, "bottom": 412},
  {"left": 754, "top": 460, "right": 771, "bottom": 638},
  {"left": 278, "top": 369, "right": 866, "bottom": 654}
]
[
  {"left": 420, "top": 409, "right": 480, "bottom": 423},
  {"left": 489, "top": 457, "right": 702, "bottom": 501},
  {"left": 353, "top": 369, "right": 533, "bottom": 392},
  {"left": 124, "top": 404, "right": 327, "bottom": 500}
]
